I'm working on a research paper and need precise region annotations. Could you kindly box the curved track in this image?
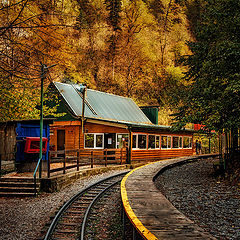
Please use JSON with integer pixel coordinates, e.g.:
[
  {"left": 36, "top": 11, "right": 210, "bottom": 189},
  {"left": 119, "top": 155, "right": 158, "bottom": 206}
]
[{"left": 44, "top": 171, "right": 128, "bottom": 240}]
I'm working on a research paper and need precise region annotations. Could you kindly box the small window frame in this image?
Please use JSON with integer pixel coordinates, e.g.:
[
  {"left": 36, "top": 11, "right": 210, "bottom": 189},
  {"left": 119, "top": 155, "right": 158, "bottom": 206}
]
[
  {"left": 132, "top": 134, "right": 147, "bottom": 150},
  {"left": 183, "top": 136, "right": 192, "bottom": 149},
  {"left": 172, "top": 136, "right": 183, "bottom": 149},
  {"left": 148, "top": 135, "right": 156, "bottom": 149},
  {"left": 116, "top": 133, "right": 129, "bottom": 149},
  {"left": 84, "top": 133, "right": 104, "bottom": 149},
  {"left": 161, "top": 135, "right": 172, "bottom": 149}
]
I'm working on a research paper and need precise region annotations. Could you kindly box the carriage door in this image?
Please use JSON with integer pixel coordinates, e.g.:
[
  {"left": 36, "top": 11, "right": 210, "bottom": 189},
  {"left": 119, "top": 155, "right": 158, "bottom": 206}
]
[
  {"left": 104, "top": 133, "right": 116, "bottom": 161},
  {"left": 57, "top": 130, "right": 65, "bottom": 156}
]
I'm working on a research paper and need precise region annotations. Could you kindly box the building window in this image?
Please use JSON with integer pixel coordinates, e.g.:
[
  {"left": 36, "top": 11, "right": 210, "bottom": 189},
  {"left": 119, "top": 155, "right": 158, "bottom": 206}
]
[
  {"left": 173, "top": 136, "right": 179, "bottom": 148},
  {"left": 138, "top": 134, "right": 147, "bottom": 149},
  {"left": 172, "top": 136, "right": 183, "bottom": 149},
  {"left": 161, "top": 136, "right": 171, "bottom": 149},
  {"left": 132, "top": 134, "right": 147, "bottom": 149},
  {"left": 132, "top": 135, "right": 137, "bottom": 149},
  {"left": 148, "top": 135, "right": 160, "bottom": 149},
  {"left": 85, "top": 133, "right": 104, "bottom": 149},
  {"left": 96, "top": 134, "right": 103, "bottom": 148},
  {"left": 85, "top": 134, "right": 94, "bottom": 148},
  {"left": 156, "top": 136, "right": 160, "bottom": 149},
  {"left": 148, "top": 135, "right": 156, "bottom": 149},
  {"left": 183, "top": 136, "right": 192, "bottom": 148},
  {"left": 117, "top": 134, "right": 129, "bottom": 148}
]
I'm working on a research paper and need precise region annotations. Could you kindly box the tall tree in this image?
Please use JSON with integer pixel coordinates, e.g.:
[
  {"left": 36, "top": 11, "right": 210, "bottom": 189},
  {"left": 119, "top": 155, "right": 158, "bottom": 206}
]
[
  {"left": 172, "top": 0, "right": 240, "bottom": 132},
  {"left": 0, "top": 0, "right": 76, "bottom": 120},
  {"left": 104, "top": 0, "right": 122, "bottom": 88}
]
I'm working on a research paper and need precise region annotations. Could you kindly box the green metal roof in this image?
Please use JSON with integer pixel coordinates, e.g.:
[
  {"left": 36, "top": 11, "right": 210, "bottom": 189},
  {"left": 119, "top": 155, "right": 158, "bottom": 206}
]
[{"left": 53, "top": 82, "right": 152, "bottom": 125}]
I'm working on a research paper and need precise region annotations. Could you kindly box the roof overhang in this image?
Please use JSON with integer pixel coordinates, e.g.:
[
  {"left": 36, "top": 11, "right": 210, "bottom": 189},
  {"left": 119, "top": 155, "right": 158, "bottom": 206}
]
[
  {"left": 85, "top": 117, "right": 194, "bottom": 134},
  {"left": 86, "top": 118, "right": 129, "bottom": 129}
]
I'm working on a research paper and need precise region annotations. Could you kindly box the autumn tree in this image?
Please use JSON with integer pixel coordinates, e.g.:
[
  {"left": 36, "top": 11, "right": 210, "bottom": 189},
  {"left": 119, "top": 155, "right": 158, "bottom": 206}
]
[
  {"left": 0, "top": 0, "right": 77, "bottom": 121},
  {"left": 0, "top": 0, "right": 195, "bottom": 121}
]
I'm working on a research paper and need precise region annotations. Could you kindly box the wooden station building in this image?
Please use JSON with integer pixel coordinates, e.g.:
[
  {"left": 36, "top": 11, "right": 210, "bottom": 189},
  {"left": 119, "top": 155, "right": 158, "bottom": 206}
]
[{"left": 48, "top": 82, "right": 194, "bottom": 164}]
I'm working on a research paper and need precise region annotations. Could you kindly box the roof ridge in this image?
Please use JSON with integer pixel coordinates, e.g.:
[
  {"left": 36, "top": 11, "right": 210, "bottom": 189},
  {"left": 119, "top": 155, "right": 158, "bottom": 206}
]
[
  {"left": 86, "top": 88, "right": 132, "bottom": 101},
  {"left": 55, "top": 82, "right": 133, "bottom": 101}
]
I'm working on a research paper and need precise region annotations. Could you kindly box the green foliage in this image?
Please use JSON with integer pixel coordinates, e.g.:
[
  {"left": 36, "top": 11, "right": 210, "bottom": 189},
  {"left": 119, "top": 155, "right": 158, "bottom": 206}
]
[
  {"left": 0, "top": 77, "right": 39, "bottom": 121},
  {"left": 43, "top": 85, "right": 67, "bottom": 119},
  {"left": 172, "top": 0, "right": 240, "bottom": 132}
]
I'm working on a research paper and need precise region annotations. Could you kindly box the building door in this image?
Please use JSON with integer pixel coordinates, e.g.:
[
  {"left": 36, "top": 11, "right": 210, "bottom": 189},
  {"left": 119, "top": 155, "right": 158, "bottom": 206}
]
[
  {"left": 57, "top": 130, "right": 65, "bottom": 151},
  {"left": 104, "top": 133, "right": 116, "bottom": 161},
  {"left": 104, "top": 133, "right": 116, "bottom": 149}
]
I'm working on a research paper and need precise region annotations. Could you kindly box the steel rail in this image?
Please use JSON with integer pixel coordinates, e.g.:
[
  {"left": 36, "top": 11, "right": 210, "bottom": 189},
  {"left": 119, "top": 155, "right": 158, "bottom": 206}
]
[
  {"left": 44, "top": 171, "right": 128, "bottom": 240},
  {"left": 80, "top": 179, "right": 120, "bottom": 240}
]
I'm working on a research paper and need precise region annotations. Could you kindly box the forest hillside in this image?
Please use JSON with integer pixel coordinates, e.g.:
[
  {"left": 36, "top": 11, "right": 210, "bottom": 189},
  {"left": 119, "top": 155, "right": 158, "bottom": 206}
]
[{"left": 0, "top": 0, "right": 201, "bottom": 121}]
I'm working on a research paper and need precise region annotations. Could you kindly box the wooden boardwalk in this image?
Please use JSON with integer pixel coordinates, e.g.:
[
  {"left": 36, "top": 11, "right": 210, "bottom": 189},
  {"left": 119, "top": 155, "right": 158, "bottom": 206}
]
[{"left": 121, "top": 156, "right": 217, "bottom": 240}]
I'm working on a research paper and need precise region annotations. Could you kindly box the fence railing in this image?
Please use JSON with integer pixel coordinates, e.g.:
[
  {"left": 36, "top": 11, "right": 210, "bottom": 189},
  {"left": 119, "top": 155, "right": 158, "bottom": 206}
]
[
  {"left": 47, "top": 148, "right": 127, "bottom": 178},
  {"left": 0, "top": 153, "right": 15, "bottom": 177}
]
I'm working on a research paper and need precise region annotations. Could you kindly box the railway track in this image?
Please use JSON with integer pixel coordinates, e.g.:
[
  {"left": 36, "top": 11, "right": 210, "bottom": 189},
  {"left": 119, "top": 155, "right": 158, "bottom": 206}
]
[{"left": 44, "top": 171, "right": 129, "bottom": 240}]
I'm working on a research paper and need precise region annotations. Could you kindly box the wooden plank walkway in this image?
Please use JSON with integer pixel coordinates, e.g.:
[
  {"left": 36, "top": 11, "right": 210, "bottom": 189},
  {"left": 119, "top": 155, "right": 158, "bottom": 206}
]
[{"left": 121, "top": 156, "right": 217, "bottom": 240}]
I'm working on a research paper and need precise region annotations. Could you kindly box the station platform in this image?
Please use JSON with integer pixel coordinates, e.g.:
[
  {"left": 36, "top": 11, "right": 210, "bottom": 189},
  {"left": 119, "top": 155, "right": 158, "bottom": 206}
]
[{"left": 121, "top": 155, "right": 217, "bottom": 240}]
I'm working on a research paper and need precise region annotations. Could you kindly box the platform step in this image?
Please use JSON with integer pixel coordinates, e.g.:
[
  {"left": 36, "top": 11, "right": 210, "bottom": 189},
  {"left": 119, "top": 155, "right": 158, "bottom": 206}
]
[
  {"left": 0, "top": 186, "right": 38, "bottom": 193},
  {"left": 0, "top": 182, "right": 39, "bottom": 188},
  {"left": 0, "top": 178, "right": 40, "bottom": 197},
  {"left": 0, "top": 192, "right": 36, "bottom": 197},
  {"left": 0, "top": 177, "right": 38, "bottom": 183}
]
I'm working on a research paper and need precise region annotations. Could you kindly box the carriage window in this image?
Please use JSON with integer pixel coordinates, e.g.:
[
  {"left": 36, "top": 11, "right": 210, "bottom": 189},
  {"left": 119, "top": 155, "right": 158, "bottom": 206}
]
[
  {"left": 180, "top": 137, "right": 182, "bottom": 148},
  {"left": 148, "top": 135, "right": 156, "bottom": 149},
  {"left": 138, "top": 134, "right": 147, "bottom": 149}
]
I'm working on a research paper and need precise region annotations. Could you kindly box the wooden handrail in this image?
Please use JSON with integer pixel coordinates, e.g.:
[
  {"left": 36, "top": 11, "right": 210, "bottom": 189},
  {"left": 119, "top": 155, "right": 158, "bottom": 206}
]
[{"left": 48, "top": 148, "right": 127, "bottom": 177}]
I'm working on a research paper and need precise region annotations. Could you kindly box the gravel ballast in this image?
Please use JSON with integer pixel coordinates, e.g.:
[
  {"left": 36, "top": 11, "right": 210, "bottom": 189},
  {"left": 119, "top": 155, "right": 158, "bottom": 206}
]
[
  {"left": 1, "top": 159, "right": 240, "bottom": 240},
  {"left": 155, "top": 158, "right": 240, "bottom": 240},
  {"left": 0, "top": 169, "right": 127, "bottom": 240}
]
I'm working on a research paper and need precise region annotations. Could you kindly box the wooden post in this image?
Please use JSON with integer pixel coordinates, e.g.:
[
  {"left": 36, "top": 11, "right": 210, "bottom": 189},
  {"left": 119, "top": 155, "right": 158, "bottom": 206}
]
[
  {"left": 91, "top": 151, "right": 93, "bottom": 168},
  {"left": 105, "top": 149, "right": 107, "bottom": 167},
  {"left": 0, "top": 154, "right": 1, "bottom": 177},
  {"left": 63, "top": 151, "right": 66, "bottom": 174},
  {"left": 77, "top": 150, "right": 80, "bottom": 171},
  {"left": 81, "top": 86, "right": 86, "bottom": 134},
  {"left": 47, "top": 153, "right": 50, "bottom": 178},
  {"left": 120, "top": 148, "right": 123, "bottom": 165}
]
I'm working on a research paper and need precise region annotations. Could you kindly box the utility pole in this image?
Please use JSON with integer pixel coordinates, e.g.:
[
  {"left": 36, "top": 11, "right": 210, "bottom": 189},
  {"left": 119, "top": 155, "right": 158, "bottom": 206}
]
[
  {"left": 81, "top": 85, "right": 86, "bottom": 134},
  {"left": 39, "top": 63, "right": 56, "bottom": 178}
]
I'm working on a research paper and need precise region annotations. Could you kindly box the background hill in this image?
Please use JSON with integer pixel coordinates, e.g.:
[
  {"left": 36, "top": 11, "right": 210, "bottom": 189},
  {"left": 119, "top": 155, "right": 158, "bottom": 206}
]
[{"left": 0, "top": 0, "right": 201, "bottom": 122}]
